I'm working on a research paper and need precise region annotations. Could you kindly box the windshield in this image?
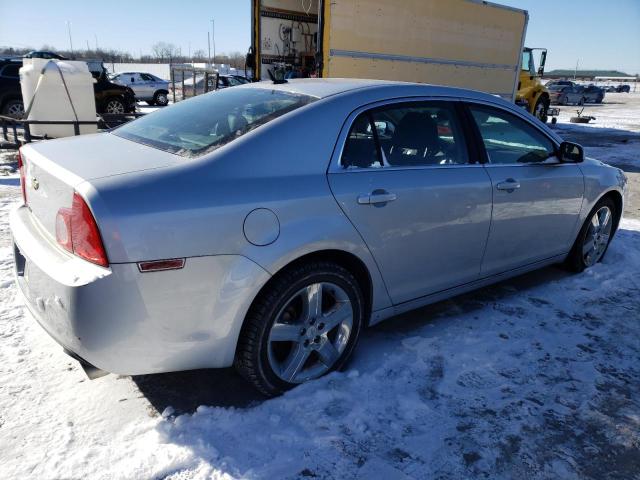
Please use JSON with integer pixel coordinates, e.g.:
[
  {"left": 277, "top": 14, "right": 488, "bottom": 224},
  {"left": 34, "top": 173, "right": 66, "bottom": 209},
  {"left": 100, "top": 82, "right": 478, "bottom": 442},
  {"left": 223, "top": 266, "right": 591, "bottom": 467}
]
[
  {"left": 548, "top": 85, "right": 566, "bottom": 91},
  {"left": 114, "top": 87, "right": 317, "bottom": 157}
]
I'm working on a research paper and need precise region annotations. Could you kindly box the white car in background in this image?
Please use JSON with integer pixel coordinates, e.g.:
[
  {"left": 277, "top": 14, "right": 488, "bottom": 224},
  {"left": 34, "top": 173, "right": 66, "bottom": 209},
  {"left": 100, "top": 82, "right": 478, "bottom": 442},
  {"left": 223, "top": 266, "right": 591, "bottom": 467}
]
[{"left": 111, "top": 72, "right": 170, "bottom": 106}]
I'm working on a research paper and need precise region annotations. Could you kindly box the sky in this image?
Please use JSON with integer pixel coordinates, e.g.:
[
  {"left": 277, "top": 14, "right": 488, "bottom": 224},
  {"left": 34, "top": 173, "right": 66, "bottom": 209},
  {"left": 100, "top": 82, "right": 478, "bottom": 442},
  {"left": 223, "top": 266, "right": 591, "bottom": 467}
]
[{"left": 0, "top": 0, "right": 638, "bottom": 74}]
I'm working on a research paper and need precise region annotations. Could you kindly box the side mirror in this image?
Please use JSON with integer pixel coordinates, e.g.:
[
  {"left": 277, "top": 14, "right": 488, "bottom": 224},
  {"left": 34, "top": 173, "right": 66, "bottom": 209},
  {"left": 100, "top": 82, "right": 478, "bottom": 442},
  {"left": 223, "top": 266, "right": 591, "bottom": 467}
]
[{"left": 559, "top": 141, "right": 584, "bottom": 163}]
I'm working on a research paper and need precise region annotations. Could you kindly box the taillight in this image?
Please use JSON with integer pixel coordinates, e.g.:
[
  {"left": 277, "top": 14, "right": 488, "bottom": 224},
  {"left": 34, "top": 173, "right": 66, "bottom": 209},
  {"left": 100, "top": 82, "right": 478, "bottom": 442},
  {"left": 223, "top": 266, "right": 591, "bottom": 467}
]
[
  {"left": 55, "top": 207, "right": 73, "bottom": 252},
  {"left": 17, "top": 149, "right": 27, "bottom": 205},
  {"left": 55, "top": 192, "right": 109, "bottom": 267}
]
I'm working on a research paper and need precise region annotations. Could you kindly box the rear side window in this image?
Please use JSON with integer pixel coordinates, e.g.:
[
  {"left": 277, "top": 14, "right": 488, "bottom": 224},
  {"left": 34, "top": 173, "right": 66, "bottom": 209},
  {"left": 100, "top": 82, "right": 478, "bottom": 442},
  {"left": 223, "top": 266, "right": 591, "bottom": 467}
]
[
  {"left": 341, "top": 113, "right": 380, "bottom": 169},
  {"left": 115, "top": 88, "right": 316, "bottom": 157},
  {"left": 340, "top": 101, "right": 468, "bottom": 168},
  {"left": 469, "top": 105, "right": 555, "bottom": 164},
  {"left": 140, "top": 73, "right": 155, "bottom": 81}
]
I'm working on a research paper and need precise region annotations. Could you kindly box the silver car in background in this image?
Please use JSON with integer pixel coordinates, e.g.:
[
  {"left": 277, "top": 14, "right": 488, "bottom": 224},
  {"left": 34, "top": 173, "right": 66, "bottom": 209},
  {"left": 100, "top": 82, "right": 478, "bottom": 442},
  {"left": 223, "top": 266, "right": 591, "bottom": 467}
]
[
  {"left": 111, "top": 72, "right": 170, "bottom": 106},
  {"left": 11, "top": 79, "right": 627, "bottom": 396}
]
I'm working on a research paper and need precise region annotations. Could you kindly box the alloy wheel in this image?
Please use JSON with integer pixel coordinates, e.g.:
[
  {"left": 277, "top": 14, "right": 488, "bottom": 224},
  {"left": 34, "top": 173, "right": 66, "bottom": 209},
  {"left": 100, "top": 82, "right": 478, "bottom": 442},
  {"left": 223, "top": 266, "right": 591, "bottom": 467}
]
[
  {"left": 583, "top": 206, "right": 613, "bottom": 267},
  {"left": 267, "top": 282, "right": 353, "bottom": 384},
  {"left": 6, "top": 103, "right": 24, "bottom": 117},
  {"left": 106, "top": 100, "right": 125, "bottom": 114}
]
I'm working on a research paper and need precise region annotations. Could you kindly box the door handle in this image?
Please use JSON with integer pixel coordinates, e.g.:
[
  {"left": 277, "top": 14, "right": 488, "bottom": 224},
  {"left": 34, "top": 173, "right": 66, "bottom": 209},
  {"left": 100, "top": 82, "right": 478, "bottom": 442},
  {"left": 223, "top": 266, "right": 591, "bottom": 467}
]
[
  {"left": 358, "top": 190, "right": 397, "bottom": 205},
  {"left": 496, "top": 179, "right": 521, "bottom": 192}
]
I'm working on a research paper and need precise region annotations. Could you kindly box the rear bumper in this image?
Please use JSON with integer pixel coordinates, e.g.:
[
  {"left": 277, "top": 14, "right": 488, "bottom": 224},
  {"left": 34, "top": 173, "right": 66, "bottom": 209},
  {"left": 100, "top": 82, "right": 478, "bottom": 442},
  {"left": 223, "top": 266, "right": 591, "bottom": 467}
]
[{"left": 11, "top": 205, "right": 271, "bottom": 375}]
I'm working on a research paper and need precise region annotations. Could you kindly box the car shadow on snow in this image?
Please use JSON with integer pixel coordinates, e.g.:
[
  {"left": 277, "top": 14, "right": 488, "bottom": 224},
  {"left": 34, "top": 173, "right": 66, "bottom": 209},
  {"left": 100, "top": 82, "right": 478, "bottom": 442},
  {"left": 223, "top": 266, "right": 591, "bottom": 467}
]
[
  {"left": 132, "top": 367, "right": 265, "bottom": 414},
  {"left": 133, "top": 264, "right": 571, "bottom": 416}
]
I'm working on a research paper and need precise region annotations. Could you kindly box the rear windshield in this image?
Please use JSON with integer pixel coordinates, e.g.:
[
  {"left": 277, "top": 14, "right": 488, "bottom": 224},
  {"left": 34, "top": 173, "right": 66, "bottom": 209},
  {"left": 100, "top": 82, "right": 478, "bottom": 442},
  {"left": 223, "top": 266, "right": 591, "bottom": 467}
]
[{"left": 114, "top": 87, "right": 316, "bottom": 157}]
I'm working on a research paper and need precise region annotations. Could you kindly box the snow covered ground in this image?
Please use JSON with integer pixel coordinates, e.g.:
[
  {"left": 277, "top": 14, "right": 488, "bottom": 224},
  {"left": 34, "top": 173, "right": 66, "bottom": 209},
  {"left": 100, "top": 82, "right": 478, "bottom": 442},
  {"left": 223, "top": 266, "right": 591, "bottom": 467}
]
[{"left": 0, "top": 96, "right": 639, "bottom": 480}]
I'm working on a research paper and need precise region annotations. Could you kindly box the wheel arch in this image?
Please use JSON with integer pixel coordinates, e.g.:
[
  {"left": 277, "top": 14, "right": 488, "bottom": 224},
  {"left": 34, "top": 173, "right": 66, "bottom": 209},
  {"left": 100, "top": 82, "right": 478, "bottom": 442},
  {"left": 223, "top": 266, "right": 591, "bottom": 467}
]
[
  {"left": 600, "top": 189, "right": 624, "bottom": 234},
  {"left": 247, "top": 249, "right": 374, "bottom": 327}
]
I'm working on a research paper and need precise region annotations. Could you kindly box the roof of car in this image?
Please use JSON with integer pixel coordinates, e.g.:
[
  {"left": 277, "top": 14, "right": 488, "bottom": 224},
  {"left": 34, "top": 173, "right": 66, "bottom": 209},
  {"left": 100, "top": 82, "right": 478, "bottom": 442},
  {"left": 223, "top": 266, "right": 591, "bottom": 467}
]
[{"left": 243, "top": 78, "right": 505, "bottom": 104}]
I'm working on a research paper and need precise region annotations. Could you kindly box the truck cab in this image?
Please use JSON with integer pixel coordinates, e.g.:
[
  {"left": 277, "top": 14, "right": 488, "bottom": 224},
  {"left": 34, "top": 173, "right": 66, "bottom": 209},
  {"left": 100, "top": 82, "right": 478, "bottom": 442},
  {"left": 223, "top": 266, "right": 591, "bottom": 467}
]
[{"left": 516, "top": 47, "right": 551, "bottom": 122}]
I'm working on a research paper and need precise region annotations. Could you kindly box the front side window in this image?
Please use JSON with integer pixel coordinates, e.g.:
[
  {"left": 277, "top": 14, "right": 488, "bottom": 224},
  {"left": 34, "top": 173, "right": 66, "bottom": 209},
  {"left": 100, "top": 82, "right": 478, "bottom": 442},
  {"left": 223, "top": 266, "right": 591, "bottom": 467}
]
[
  {"left": 469, "top": 105, "right": 555, "bottom": 164},
  {"left": 521, "top": 50, "right": 533, "bottom": 74},
  {"left": 340, "top": 102, "right": 468, "bottom": 169},
  {"left": 115, "top": 88, "right": 316, "bottom": 157}
]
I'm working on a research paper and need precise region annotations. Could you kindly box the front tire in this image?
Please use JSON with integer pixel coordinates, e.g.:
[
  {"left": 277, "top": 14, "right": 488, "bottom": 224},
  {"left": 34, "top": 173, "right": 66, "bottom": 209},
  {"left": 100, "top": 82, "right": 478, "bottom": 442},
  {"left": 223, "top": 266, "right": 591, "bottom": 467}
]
[
  {"left": 235, "top": 261, "right": 365, "bottom": 397},
  {"left": 533, "top": 97, "right": 549, "bottom": 123},
  {"left": 565, "top": 197, "right": 616, "bottom": 272}
]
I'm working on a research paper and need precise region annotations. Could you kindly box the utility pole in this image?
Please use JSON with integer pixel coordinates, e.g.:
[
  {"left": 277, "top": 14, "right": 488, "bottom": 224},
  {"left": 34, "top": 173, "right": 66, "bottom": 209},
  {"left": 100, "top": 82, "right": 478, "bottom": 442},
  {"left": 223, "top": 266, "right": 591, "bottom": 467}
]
[
  {"left": 86, "top": 40, "right": 90, "bottom": 52},
  {"left": 66, "top": 21, "right": 74, "bottom": 57},
  {"left": 207, "top": 31, "right": 211, "bottom": 65},
  {"left": 574, "top": 59, "right": 579, "bottom": 80},
  {"left": 211, "top": 19, "right": 216, "bottom": 64}
]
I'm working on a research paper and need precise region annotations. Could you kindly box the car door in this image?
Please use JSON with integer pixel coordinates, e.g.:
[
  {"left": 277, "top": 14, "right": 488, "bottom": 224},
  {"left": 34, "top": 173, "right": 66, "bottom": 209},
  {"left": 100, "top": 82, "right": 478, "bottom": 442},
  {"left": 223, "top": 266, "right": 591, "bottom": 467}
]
[
  {"left": 126, "top": 73, "right": 144, "bottom": 97},
  {"left": 140, "top": 73, "right": 158, "bottom": 99},
  {"left": 328, "top": 100, "right": 493, "bottom": 305},
  {"left": 465, "top": 103, "right": 584, "bottom": 276}
]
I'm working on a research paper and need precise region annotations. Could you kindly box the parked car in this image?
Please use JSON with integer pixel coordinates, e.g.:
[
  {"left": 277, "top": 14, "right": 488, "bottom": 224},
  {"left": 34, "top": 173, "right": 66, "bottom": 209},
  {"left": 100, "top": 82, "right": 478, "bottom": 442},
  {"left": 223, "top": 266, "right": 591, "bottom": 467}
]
[
  {"left": 111, "top": 72, "right": 170, "bottom": 106},
  {"left": 0, "top": 57, "right": 24, "bottom": 116},
  {"left": 0, "top": 58, "right": 135, "bottom": 116},
  {"left": 581, "top": 85, "right": 605, "bottom": 103},
  {"left": 85, "top": 61, "right": 137, "bottom": 114},
  {"left": 12, "top": 80, "right": 626, "bottom": 395},
  {"left": 548, "top": 84, "right": 586, "bottom": 105},
  {"left": 182, "top": 74, "right": 247, "bottom": 96},
  {"left": 23, "top": 51, "right": 68, "bottom": 60},
  {"left": 616, "top": 84, "right": 631, "bottom": 93},
  {"left": 545, "top": 80, "right": 574, "bottom": 88},
  {"left": 231, "top": 75, "right": 251, "bottom": 85}
]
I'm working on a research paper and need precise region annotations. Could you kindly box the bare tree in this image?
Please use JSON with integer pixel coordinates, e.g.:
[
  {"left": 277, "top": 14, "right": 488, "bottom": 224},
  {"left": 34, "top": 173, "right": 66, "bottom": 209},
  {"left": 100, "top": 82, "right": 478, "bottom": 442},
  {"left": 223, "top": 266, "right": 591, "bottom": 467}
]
[{"left": 151, "top": 42, "right": 181, "bottom": 64}]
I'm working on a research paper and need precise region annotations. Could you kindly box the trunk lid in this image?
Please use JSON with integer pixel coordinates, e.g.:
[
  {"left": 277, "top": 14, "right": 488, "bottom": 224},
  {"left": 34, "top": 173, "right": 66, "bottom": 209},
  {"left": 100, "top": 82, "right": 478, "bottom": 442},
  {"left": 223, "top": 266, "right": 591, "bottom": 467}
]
[{"left": 21, "top": 132, "right": 182, "bottom": 242}]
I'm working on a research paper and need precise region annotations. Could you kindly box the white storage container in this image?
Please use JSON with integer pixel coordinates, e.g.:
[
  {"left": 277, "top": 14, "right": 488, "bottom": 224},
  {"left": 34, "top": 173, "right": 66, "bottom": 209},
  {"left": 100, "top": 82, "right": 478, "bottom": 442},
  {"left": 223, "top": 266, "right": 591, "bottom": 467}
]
[{"left": 20, "top": 59, "right": 97, "bottom": 138}]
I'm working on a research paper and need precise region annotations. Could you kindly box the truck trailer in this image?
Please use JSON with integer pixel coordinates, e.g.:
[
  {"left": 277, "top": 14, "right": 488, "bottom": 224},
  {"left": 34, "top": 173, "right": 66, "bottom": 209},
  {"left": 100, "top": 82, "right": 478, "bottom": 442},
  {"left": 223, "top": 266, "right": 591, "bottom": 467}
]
[{"left": 248, "top": 0, "right": 528, "bottom": 104}]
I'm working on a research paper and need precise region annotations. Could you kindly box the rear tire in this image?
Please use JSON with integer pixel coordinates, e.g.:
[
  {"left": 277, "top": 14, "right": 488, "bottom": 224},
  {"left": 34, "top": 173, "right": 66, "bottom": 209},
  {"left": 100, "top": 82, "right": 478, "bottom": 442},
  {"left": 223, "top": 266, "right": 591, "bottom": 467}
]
[
  {"left": 2, "top": 99, "right": 24, "bottom": 118},
  {"left": 102, "top": 97, "right": 125, "bottom": 114},
  {"left": 235, "top": 261, "right": 365, "bottom": 397},
  {"left": 565, "top": 197, "right": 617, "bottom": 273},
  {"left": 153, "top": 91, "right": 169, "bottom": 106}
]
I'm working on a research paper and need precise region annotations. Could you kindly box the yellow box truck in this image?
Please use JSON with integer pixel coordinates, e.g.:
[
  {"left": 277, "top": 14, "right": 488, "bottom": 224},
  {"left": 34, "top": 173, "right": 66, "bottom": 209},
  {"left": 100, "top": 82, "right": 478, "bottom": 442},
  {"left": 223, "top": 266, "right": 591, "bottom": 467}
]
[{"left": 248, "top": 0, "right": 528, "bottom": 103}]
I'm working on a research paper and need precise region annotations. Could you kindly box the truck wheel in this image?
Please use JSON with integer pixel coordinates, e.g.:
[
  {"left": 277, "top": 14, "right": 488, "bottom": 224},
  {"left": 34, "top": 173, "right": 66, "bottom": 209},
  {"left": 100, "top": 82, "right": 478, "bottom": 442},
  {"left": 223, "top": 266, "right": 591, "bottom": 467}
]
[
  {"left": 533, "top": 97, "right": 548, "bottom": 123},
  {"left": 153, "top": 91, "right": 169, "bottom": 106},
  {"left": 2, "top": 99, "right": 24, "bottom": 118}
]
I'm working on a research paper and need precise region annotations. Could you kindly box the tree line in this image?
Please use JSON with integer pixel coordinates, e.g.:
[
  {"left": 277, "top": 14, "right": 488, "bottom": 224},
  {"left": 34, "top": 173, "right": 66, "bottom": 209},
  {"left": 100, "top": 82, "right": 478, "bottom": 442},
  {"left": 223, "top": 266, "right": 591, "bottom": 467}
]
[{"left": 0, "top": 43, "right": 246, "bottom": 68}]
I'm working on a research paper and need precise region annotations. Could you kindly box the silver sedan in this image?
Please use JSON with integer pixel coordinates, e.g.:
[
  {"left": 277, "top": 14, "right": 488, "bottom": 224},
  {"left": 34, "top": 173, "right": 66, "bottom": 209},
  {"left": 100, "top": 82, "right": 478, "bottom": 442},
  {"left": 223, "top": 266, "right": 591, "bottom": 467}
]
[{"left": 11, "top": 79, "right": 627, "bottom": 396}]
